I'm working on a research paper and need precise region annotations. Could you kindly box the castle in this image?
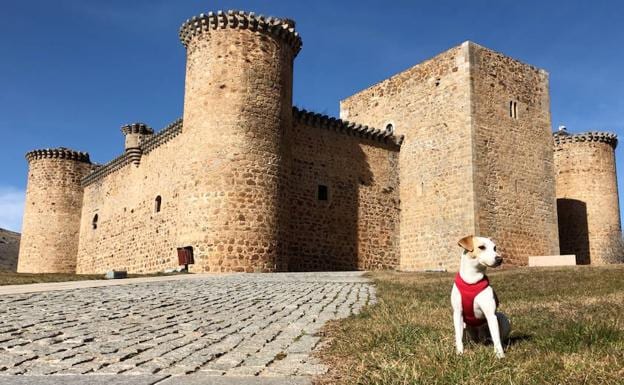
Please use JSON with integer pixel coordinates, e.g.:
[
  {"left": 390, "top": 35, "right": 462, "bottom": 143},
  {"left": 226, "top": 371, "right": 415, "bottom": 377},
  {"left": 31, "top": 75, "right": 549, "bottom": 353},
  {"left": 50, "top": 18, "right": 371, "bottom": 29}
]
[{"left": 17, "top": 10, "right": 623, "bottom": 274}]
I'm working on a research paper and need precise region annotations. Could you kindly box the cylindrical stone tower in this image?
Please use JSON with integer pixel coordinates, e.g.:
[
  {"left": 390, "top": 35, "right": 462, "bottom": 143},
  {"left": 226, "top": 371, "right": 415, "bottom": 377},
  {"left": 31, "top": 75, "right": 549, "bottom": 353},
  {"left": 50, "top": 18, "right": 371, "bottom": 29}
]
[
  {"left": 177, "top": 10, "right": 301, "bottom": 272},
  {"left": 18, "top": 148, "right": 92, "bottom": 273},
  {"left": 553, "top": 129, "right": 623, "bottom": 264}
]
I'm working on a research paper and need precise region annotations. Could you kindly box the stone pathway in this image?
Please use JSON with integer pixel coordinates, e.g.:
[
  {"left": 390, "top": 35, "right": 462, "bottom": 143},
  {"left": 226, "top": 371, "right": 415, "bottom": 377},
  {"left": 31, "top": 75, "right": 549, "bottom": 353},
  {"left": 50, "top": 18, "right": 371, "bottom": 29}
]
[{"left": 0, "top": 272, "right": 375, "bottom": 384}]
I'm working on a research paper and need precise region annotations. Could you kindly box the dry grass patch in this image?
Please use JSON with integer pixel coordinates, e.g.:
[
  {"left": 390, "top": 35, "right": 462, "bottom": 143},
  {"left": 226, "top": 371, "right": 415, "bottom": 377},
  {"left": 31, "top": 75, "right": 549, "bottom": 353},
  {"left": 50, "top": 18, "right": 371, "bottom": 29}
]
[{"left": 317, "top": 265, "right": 624, "bottom": 385}]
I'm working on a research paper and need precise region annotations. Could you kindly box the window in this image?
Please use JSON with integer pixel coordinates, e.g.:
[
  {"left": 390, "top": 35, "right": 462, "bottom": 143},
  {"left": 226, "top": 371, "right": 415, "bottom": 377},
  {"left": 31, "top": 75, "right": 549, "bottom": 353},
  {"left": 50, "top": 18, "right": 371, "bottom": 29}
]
[
  {"left": 317, "top": 185, "right": 328, "bottom": 201},
  {"left": 92, "top": 214, "right": 98, "bottom": 230},
  {"left": 155, "top": 195, "right": 162, "bottom": 213},
  {"left": 385, "top": 123, "right": 395, "bottom": 134},
  {"left": 509, "top": 101, "right": 518, "bottom": 119}
]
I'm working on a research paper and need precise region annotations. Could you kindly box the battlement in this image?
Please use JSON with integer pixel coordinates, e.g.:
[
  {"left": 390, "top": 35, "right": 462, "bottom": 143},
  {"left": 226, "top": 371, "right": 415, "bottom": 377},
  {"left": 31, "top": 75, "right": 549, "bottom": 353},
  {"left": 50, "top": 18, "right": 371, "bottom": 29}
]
[
  {"left": 81, "top": 118, "right": 183, "bottom": 187},
  {"left": 179, "top": 10, "right": 302, "bottom": 56},
  {"left": 26, "top": 147, "right": 90, "bottom": 163},
  {"left": 292, "top": 107, "right": 404, "bottom": 149},
  {"left": 553, "top": 131, "right": 618, "bottom": 149},
  {"left": 140, "top": 118, "right": 183, "bottom": 154},
  {"left": 121, "top": 123, "right": 154, "bottom": 135}
]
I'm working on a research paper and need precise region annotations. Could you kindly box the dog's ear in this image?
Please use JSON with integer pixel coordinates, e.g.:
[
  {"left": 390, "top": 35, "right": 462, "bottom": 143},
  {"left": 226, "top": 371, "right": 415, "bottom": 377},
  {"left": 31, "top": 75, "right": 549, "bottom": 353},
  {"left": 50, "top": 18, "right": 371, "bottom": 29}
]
[{"left": 458, "top": 235, "right": 474, "bottom": 252}]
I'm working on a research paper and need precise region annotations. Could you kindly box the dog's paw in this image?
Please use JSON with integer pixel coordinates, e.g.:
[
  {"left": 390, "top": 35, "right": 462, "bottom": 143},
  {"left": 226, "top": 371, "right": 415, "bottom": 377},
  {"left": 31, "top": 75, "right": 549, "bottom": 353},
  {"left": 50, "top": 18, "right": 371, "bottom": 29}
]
[
  {"left": 495, "top": 350, "right": 505, "bottom": 359},
  {"left": 455, "top": 348, "right": 464, "bottom": 355}
]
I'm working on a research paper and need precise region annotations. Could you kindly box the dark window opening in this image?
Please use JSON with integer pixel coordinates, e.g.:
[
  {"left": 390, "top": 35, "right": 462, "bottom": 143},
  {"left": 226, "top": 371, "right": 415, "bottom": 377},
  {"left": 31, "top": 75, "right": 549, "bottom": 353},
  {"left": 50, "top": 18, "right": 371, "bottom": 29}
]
[
  {"left": 155, "top": 195, "right": 162, "bottom": 213},
  {"left": 385, "top": 123, "right": 395, "bottom": 134},
  {"left": 317, "top": 185, "right": 328, "bottom": 201},
  {"left": 509, "top": 101, "right": 518, "bottom": 119},
  {"left": 92, "top": 214, "right": 98, "bottom": 230}
]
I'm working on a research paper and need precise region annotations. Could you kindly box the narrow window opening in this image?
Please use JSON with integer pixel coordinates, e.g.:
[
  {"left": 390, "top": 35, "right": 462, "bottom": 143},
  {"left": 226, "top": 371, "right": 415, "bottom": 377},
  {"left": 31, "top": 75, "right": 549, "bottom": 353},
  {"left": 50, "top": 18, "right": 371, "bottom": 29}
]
[
  {"left": 317, "top": 185, "right": 328, "bottom": 201},
  {"left": 155, "top": 195, "right": 162, "bottom": 213},
  {"left": 510, "top": 101, "right": 518, "bottom": 119},
  {"left": 92, "top": 214, "right": 98, "bottom": 230},
  {"left": 385, "top": 123, "right": 395, "bottom": 134}
]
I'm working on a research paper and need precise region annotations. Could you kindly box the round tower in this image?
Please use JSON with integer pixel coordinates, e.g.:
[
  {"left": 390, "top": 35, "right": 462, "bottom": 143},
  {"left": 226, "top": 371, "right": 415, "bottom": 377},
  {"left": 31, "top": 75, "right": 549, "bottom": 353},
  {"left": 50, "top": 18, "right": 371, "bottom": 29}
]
[
  {"left": 553, "top": 129, "right": 622, "bottom": 264},
  {"left": 18, "top": 148, "right": 92, "bottom": 273},
  {"left": 177, "top": 10, "right": 301, "bottom": 272}
]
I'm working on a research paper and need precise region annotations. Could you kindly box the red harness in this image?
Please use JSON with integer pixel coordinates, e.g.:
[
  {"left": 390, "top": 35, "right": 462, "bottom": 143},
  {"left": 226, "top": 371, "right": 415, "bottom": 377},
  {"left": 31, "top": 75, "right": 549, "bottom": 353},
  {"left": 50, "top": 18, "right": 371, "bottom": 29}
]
[{"left": 454, "top": 273, "right": 490, "bottom": 327}]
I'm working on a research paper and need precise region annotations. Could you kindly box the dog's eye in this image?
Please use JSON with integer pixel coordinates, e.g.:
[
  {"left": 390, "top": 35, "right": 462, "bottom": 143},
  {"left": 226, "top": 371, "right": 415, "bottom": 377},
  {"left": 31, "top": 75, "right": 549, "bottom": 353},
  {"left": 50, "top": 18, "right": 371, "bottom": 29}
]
[
  {"left": 478, "top": 245, "right": 486, "bottom": 250},
  {"left": 494, "top": 246, "right": 497, "bottom": 252}
]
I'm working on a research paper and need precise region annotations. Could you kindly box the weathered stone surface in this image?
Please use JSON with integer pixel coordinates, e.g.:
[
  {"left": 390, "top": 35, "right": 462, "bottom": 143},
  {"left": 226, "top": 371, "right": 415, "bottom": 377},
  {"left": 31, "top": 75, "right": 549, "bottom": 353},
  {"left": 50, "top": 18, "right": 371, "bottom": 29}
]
[
  {"left": 18, "top": 150, "right": 93, "bottom": 273},
  {"left": 0, "top": 375, "right": 167, "bottom": 385},
  {"left": 0, "top": 272, "right": 373, "bottom": 378},
  {"left": 341, "top": 41, "right": 561, "bottom": 269},
  {"left": 554, "top": 131, "right": 623, "bottom": 264}
]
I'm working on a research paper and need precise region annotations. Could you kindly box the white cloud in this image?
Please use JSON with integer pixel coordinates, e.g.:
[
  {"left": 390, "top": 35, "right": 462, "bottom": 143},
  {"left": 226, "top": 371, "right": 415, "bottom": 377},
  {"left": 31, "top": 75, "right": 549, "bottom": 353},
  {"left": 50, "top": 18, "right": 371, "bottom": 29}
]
[{"left": 0, "top": 187, "right": 25, "bottom": 232}]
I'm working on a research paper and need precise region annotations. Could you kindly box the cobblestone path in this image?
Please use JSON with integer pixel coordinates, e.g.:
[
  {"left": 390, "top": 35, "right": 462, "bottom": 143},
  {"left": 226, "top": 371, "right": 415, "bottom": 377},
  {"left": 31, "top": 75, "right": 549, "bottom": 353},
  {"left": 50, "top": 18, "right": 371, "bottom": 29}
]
[{"left": 0, "top": 272, "right": 374, "bottom": 382}]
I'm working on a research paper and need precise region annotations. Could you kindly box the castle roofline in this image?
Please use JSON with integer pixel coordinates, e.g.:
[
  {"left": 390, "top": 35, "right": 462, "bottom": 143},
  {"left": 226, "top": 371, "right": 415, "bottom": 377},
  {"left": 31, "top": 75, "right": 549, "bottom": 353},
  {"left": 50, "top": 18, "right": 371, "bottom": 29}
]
[
  {"left": 341, "top": 40, "right": 548, "bottom": 105},
  {"left": 82, "top": 118, "right": 183, "bottom": 187},
  {"left": 121, "top": 122, "right": 154, "bottom": 135},
  {"left": 26, "top": 147, "right": 91, "bottom": 163},
  {"left": 179, "top": 10, "right": 302, "bottom": 56},
  {"left": 553, "top": 130, "right": 618, "bottom": 149},
  {"left": 293, "top": 107, "right": 404, "bottom": 149},
  {"left": 461, "top": 41, "right": 549, "bottom": 75}
]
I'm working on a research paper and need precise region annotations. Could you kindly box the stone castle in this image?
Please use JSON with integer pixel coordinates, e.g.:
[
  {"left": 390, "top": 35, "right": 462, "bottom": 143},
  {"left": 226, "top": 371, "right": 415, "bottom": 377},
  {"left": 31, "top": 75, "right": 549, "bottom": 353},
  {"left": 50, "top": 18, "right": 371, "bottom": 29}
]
[{"left": 17, "top": 10, "right": 623, "bottom": 274}]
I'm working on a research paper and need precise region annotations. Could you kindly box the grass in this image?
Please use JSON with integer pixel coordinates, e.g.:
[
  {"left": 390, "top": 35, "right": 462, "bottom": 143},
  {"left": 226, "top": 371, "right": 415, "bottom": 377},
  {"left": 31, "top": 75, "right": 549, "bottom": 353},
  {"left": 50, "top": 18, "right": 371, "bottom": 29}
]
[
  {"left": 316, "top": 265, "right": 624, "bottom": 385},
  {"left": 0, "top": 270, "right": 187, "bottom": 286}
]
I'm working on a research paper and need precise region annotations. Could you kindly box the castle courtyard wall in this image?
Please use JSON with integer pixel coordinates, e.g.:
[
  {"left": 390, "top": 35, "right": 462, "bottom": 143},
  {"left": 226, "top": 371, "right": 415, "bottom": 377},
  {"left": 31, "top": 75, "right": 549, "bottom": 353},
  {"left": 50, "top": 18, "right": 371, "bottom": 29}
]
[
  {"left": 469, "top": 43, "right": 560, "bottom": 265},
  {"left": 340, "top": 43, "right": 476, "bottom": 271},
  {"left": 286, "top": 114, "right": 400, "bottom": 271}
]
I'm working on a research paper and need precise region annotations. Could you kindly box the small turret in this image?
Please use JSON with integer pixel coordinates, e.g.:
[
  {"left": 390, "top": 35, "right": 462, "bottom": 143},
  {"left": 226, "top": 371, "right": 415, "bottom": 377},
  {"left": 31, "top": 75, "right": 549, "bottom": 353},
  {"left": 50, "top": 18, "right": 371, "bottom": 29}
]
[
  {"left": 18, "top": 147, "right": 92, "bottom": 273},
  {"left": 121, "top": 123, "right": 153, "bottom": 164}
]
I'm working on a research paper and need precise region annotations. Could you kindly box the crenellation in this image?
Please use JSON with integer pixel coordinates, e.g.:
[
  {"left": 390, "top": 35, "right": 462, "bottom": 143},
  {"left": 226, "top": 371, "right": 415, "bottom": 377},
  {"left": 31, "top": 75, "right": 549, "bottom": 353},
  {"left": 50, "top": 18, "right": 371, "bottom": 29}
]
[
  {"left": 179, "top": 10, "right": 302, "bottom": 55},
  {"left": 26, "top": 147, "right": 90, "bottom": 163},
  {"left": 292, "top": 107, "right": 403, "bottom": 148}
]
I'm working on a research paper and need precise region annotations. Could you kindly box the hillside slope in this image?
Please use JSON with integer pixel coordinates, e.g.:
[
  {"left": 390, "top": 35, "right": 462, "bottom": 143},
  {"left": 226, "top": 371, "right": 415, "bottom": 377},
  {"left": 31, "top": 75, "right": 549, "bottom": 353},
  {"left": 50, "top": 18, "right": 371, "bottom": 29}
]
[{"left": 0, "top": 228, "right": 20, "bottom": 272}]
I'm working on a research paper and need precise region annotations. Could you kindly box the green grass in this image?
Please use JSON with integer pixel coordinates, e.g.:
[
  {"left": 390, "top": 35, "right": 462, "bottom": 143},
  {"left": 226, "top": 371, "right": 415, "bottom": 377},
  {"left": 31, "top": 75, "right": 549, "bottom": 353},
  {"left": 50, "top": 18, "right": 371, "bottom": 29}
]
[{"left": 316, "top": 265, "right": 624, "bottom": 385}]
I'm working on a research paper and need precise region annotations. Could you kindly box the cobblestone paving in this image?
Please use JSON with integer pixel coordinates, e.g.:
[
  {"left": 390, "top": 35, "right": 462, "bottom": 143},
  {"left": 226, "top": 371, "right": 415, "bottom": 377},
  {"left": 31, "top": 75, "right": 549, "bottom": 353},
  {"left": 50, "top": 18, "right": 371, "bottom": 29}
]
[{"left": 0, "top": 272, "right": 374, "bottom": 379}]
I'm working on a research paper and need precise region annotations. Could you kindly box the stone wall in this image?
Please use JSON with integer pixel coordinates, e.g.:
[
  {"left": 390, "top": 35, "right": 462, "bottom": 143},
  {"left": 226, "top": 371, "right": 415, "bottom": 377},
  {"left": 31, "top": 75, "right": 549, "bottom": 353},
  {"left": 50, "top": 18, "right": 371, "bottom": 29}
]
[
  {"left": 176, "top": 11, "right": 298, "bottom": 273},
  {"left": 76, "top": 126, "right": 185, "bottom": 274},
  {"left": 340, "top": 43, "right": 476, "bottom": 271},
  {"left": 470, "top": 43, "right": 560, "bottom": 265},
  {"left": 554, "top": 132, "right": 622, "bottom": 264},
  {"left": 341, "top": 41, "right": 560, "bottom": 269},
  {"left": 18, "top": 149, "right": 92, "bottom": 273},
  {"left": 286, "top": 110, "right": 401, "bottom": 271}
]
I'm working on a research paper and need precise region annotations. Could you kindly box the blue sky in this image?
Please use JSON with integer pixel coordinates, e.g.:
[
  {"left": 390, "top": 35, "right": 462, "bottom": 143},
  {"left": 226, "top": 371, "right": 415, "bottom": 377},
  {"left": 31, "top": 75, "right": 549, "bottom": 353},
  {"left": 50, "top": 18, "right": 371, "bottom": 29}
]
[{"left": 1, "top": 0, "right": 623, "bottom": 232}]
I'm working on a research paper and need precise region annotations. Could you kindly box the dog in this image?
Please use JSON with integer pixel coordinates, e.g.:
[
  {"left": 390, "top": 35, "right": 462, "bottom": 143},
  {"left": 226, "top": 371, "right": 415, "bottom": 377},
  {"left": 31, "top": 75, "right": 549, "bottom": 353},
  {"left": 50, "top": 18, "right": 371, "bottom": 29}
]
[{"left": 451, "top": 235, "right": 510, "bottom": 358}]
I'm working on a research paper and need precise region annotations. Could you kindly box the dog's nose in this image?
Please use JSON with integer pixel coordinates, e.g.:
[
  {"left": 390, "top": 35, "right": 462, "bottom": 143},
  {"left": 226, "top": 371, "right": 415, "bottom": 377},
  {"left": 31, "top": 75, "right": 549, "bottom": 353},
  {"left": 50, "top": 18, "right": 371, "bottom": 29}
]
[{"left": 495, "top": 256, "right": 503, "bottom": 265}]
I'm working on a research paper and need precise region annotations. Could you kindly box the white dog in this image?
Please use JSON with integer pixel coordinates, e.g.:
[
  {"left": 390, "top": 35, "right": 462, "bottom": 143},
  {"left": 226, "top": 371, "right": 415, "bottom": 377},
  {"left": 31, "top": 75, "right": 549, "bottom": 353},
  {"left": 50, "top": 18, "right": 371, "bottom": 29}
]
[{"left": 451, "top": 235, "right": 510, "bottom": 358}]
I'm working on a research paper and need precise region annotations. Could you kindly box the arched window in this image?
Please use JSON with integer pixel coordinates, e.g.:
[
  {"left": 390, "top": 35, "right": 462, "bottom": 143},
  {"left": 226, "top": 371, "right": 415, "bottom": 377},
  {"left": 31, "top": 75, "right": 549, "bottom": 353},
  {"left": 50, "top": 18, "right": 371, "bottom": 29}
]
[
  {"left": 92, "top": 214, "right": 98, "bottom": 230},
  {"left": 385, "top": 123, "right": 395, "bottom": 135},
  {"left": 155, "top": 196, "right": 162, "bottom": 213}
]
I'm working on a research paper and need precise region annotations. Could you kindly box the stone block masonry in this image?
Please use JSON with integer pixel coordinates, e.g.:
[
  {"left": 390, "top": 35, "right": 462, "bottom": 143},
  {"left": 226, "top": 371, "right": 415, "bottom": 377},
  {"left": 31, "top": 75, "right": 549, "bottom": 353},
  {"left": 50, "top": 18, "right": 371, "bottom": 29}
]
[
  {"left": 17, "top": 9, "right": 622, "bottom": 274},
  {"left": 0, "top": 272, "right": 373, "bottom": 378},
  {"left": 554, "top": 130, "right": 622, "bottom": 264}
]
